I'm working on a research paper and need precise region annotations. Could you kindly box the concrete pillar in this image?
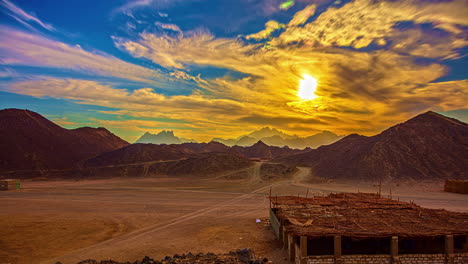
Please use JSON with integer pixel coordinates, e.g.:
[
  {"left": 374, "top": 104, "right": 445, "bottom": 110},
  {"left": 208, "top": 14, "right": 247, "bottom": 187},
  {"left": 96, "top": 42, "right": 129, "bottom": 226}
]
[
  {"left": 391, "top": 236, "right": 399, "bottom": 263},
  {"left": 334, "top": 235, "right": 342, "bottom": 263},
  {"left": 463, "top": 236, "right": 468, "bottom": 252},
  {"left": 445, "top": 235, "right": 455, "bottom": 264},
  {"left": 282, "top": 228, "right": 288, "bottom": 249},
  {"left": 446, "top": 235, "right": 454, "bottom": 264},
  {"left": 278, "top": 225, "right": 282, "bottom": 241},
  {"left": 300, "top": 236, "right": 307, "bottom": 264},
  {"left": 445, "top": 235, "right": 454, "bottom": 254},
  {"left": 288, "top": 233, "right": 295, "bottom": 262}
]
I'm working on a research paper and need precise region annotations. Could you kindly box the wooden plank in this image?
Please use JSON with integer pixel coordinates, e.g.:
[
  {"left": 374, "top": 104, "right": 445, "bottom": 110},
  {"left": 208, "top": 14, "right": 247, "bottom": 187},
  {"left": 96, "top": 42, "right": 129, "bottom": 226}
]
[
  {"left": 282, "top": 228, "right": 288, "bottom": 250},
  {"left": 391, "top": 236, "right": 399, "bottom": 263},
  {"left": 334, "top": 236, "right": 342, "bottom": 258},
  {"left": 300, "top": 236, "right": 307, "bottom": 264},
  {"left": 445, "top": 235, "right": 454, "bottom": 255},
  {"left": 288, "top": 233, "right": 295, "bottom": 262}
]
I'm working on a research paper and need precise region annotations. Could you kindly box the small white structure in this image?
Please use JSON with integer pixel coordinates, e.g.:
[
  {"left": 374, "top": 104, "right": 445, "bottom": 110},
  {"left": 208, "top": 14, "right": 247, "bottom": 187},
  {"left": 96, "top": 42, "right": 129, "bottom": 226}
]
[{"left": 0, "top": 179, "right": 21, "bottom": 191}]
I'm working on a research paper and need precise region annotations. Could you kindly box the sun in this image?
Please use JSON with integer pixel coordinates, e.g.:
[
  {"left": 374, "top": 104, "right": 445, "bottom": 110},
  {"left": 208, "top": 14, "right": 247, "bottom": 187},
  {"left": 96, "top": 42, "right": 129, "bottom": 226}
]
[{"left": 298, "top": 74, "right": 318, "bottom": 100}]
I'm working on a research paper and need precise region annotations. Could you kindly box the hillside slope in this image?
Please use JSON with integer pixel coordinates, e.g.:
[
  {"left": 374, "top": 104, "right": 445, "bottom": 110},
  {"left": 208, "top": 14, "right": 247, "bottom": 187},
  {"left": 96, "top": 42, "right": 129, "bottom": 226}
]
[
  {"left": 276, "top": 111, "right": 468, "bottom": 180},
  {"left": 0, "top": 109, "right": 128, "bottom": 171}
]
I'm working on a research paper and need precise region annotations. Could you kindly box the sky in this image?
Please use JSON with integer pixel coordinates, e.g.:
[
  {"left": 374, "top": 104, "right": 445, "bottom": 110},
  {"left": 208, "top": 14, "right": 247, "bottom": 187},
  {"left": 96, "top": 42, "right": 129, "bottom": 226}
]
[{"left": 0, "top": 0, "right": 467, "bottom": 142}]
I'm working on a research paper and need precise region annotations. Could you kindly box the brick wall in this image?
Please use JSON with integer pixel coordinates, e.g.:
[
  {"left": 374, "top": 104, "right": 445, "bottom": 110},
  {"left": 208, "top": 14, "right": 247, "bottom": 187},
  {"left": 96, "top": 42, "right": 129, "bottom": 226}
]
[
  {"left": 453, "top": 253, "right": 468, "bottom": 264},
  {"left": 297, "top": 253, "right": 468, "bottom": 264},
  {"left": 305, "top": 256, "right": 335, "bottom": 264},
  {"left": 398, "top": 254, "right": 445, "bottom": 264},
  {"left": 341, "top": 255, "right": 391, "bottom": 264}
]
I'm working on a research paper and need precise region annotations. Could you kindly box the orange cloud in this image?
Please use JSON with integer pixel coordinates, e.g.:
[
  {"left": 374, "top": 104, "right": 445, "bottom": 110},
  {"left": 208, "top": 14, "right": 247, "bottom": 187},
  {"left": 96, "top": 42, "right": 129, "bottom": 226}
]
[{"left": 3, "top": 0, "right": 467, "bottom": 141}]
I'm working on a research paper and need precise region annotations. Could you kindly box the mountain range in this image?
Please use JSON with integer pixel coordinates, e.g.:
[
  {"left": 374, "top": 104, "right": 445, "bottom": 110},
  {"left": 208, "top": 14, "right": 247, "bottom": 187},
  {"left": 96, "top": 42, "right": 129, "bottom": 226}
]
[
  {"left": 275, "top": 111, "right": 468, "bottom": 180},
  {"left": 135, "top": 130, "right": 196, "bottom": 144},
  {"left": 1, "top": 108, "right": 466, "bottom": 181},
  {"left": 136, "top": 126, "right": 343, "bottom": 149},
  {"left": 0, "top": 109, "right": 305, "bottom": 178}
]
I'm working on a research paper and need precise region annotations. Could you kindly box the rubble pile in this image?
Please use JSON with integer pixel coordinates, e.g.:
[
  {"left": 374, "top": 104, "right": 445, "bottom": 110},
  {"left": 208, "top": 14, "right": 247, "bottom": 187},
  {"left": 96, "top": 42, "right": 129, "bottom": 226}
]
[{"left": 69, "top": 249, "right": 269, "bottom": 264}]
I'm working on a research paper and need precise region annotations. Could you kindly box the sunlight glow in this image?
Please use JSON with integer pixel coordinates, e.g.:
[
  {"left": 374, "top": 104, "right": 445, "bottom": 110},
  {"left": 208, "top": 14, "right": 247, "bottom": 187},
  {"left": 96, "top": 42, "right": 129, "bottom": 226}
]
[{"left": 298, "top": 75, "right": 318, "bottom": 100}]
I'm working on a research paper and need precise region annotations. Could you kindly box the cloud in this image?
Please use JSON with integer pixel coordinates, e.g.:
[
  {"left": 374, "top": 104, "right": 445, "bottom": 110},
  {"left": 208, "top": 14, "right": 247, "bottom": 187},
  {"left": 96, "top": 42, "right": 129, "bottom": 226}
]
[
  {"left": 288, "top": 4, "right": 316, "bottom": 27},
  {"left": 5, "top": 77, "right": 265, "bottom": 141},
  {"left": 50, "top": 116, "right": 79, "bottom": 126},
  {"left": 6, "top": 77, "right": 248, "bottom": 121},
  {"left": 0, "top": 67, "right": 17, "bottom": 78},
  {"left": 3, "top": 0, "right": 467, "bottom": 141},
  {"left": 0, "top": 26, "right": 176, "bottom": 87},
  {"left": 111, "top": 0, "right": 193, "bottom": 17},
  {"left": 111, "top": 0, "right": 154, "bottom": 17},
  {"left": 389, "top": 25, "right": 467, "bottom": 59},
  {"left": 155, "top": 22, "right": 181, "bottom": 33},
  {"left": 114, "top": 31, "right": 260, "bottom": 70},
  {"left": 273, "top": 0, "right": 468, "bottom": 54},
  {"left": 246, "top": 20, "right": 284, "bottom": 40},
  {"left": 238, "top": 113, "right": 328, "bottom": 126},
  {"left": 0, "top": 0, "right": 55, "bottom": 31},
  {"left": 111, "top": 10, "right": 467, "bottom": 138}
]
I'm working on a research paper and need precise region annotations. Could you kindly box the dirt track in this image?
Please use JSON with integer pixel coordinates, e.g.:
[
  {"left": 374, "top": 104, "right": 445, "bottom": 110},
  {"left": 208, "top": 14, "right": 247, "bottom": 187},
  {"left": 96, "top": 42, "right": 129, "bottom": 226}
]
[{"left": 1, "top": 168, "right": 467, "bottom": 264}]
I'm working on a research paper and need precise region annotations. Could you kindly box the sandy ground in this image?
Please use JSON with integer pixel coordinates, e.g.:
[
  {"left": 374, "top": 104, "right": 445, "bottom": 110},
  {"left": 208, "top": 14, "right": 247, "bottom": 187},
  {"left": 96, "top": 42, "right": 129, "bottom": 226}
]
[{"left": 1, "top": 168, "right": 467, "bottom": 264}]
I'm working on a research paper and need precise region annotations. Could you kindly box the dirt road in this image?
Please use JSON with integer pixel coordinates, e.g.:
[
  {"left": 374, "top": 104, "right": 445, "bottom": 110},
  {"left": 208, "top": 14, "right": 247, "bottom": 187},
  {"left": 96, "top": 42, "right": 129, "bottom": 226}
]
[
  {"left": 2, "top": 171, "right": 467, "bottom": 264},
  {"left": 42, "top": 180, "right": 285, "bottom": 264}
]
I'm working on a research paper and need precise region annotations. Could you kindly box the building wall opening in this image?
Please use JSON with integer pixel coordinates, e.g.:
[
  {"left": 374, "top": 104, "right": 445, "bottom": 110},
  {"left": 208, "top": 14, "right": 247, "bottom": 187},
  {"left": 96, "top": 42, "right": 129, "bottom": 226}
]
[
  {"left": 454, "top": 235, "right": 467, "bottom": 253},
  {"left": 307, "top": 236, "right": 334, "bottom": 255},
  {"left": 342, "top": 237, "right": 391, "bottom": 255},
  {"left": 399, "top": 236, "right": 445, "bottom": 254}
]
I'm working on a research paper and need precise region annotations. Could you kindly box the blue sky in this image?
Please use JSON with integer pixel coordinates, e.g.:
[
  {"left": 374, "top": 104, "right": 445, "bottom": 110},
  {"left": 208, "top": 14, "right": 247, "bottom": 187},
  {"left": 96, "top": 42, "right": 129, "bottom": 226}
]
[{"left": 0, "top": 0, "right": 467, "bottom": 142}]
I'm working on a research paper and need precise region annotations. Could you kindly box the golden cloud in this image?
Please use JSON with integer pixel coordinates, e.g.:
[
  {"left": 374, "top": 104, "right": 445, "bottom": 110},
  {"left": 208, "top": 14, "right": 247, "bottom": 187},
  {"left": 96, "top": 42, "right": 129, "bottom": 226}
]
[
  {"left": 4, "top": 0, "right": 468, "bottom": 141},
  {"left": 246, "top": 20, "right": 285, "bottom": 40},
  {"left": 272, "top": 0, "right": 468, "bottom": 53}
]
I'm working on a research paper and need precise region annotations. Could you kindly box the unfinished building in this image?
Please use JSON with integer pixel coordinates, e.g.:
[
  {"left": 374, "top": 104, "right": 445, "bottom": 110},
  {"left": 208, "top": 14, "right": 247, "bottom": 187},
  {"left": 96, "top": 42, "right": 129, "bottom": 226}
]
[
  {"left": 0, "top": 179, "right": 20, "bottom": 191},
  {"left": 444, "top": 180, "right": 468, "bottom": 194},
  {"left": 269, "top": 193, "right": 468, "bottom": 264}
]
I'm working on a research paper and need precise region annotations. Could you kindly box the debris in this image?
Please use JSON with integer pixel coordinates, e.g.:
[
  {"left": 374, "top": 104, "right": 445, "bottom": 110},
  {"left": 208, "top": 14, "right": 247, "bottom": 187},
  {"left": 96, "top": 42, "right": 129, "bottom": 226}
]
[{"left": 73, "top": 249, "right": 263, "bottom": 264}]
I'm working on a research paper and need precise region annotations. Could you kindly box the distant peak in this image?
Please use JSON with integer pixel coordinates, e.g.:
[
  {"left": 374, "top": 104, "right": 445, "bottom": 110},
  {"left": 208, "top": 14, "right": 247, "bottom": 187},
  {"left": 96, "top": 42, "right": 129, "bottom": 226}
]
[
  {"left": 418, "top": 110, "right": 441, "bottom": 118},
  {"left": 157, "top": 130, "right": 175, "bottom": 136},
  {"left": 321, "top": 130, "right": 336, "bottom": 136},
  {"left": 339, "top": 133, "right": 366, "bottom": 141},
  {"left": 1, "top": 108, "right": 38, "bottom": 117},
  {"left": 253, "top": 140, "right": 268, "bottom": 146},
  {"left": 262, "top": 126, "right": 280, "bottom": 132},
  {"left": 409, "top": 110, "right": 456, "bottom": 123},
  {"left": 207, "top": 141, "right": 226, "bottom": 147}
]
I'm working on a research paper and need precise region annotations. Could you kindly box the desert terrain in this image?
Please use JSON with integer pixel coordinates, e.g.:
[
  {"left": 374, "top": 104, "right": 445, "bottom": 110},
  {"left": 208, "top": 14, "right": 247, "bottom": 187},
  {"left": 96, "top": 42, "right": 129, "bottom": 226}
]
[{"left": 1, "top": 167, "right": 467, "bottom": 264}]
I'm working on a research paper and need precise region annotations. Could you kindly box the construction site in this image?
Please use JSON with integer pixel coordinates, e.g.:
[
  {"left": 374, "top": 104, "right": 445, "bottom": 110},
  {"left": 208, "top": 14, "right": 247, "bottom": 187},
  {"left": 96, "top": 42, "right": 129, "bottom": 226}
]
[
  {"left": 444, "top": 180, "right": 468, "bottom": 194},
  {"left": 269, "top": 192, "right": 468, "bottom": 264}
]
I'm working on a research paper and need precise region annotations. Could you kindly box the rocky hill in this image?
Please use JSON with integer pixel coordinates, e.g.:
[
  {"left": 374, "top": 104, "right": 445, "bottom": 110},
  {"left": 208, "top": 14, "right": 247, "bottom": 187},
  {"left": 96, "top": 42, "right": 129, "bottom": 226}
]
[
  {"left": 276, "top": 111, "right": 468, "bottom": 180},
  {"left": 83, "top": 143, "right": 192, "bottom": 168},
  {"left": 135, "top": 130, "right": 196, "bottom": 144},
  {"left": 166, "top": 152, "right": 253, "bottom": 176},
  {"left": 0, "top": 109, "right": 128, "bottom": 172},
  {"left": 232, "top": 140, "right": 308, "bottom": 159}
]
